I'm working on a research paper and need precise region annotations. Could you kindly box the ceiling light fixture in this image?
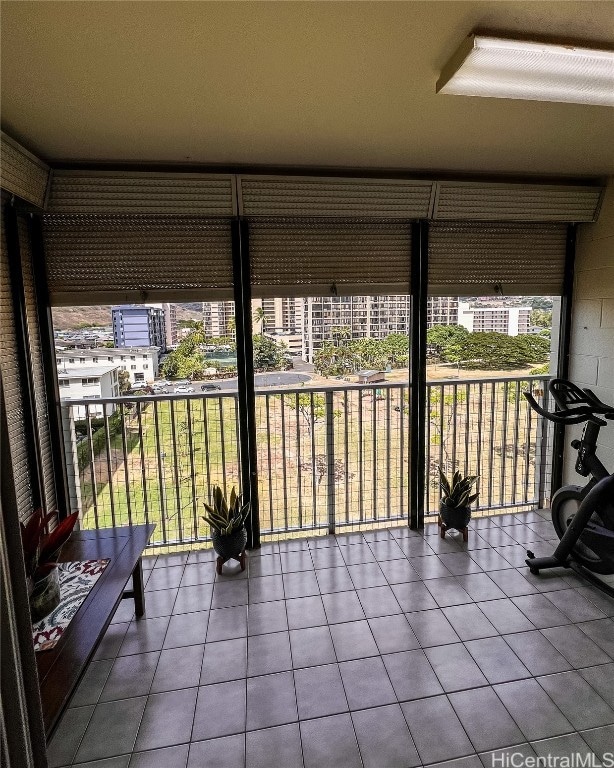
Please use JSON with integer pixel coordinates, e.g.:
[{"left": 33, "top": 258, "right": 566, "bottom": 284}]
[{"left": 437, "top": 33, "right": 614, "bottom": 106}]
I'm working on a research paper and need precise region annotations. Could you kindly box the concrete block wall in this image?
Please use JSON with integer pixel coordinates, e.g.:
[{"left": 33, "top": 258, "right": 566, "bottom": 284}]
[{"left": 564, "top": 178, "right": 614, "bottom": 483}]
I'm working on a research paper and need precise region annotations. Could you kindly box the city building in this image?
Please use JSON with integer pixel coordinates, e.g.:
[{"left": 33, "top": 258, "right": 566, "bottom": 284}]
[
  {"left": 56, "top": 347, "right": 159, "bottom": 385},
  {"left": 57, "top": 365, "right": 120, "bottom": 418},
  {"left": 427, "top": 297, "right": 459, "bottom": 326},
  {"left": 112, "top": 305, "right": 166, "bottom": 349},
  {"left": 151, "top": 303, "right": 178, "bottom": 347},
  {"left": 202, "top": 300, "right": 235, "bottom": 338},
  {"left": 458, "top": 302, "right": 531, "bottom": 336}
]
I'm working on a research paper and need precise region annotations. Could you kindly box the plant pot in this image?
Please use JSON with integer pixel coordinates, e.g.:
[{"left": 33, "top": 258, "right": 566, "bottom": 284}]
[
  {"left": 30, "top": 567, "right": 61, "bottom": 623},
  {"left": 439, "top": 503, "right": 471, "bottom": 532},
  {"left": 211, "top": 526, "right": 248, "bottom": 561}
]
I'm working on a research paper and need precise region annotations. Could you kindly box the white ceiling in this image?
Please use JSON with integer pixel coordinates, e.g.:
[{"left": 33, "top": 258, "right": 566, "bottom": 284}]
[{"left": 1, "top": 1, "right": 613, "bottom": 176}]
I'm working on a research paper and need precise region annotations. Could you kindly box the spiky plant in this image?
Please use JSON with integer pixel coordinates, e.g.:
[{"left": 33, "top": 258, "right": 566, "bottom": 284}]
[
  {"left": 202, "top": 485, "right": 250, "bottom": 536},
  {"left": 438, "top": 468, "right": 479, "bottom": 509}
]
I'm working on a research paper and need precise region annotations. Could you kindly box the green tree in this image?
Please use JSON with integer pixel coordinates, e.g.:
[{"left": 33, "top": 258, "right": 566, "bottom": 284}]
[
  {"left": 530, "top": 309, "right": 552, "bottom": 328},
  {"left": 117, "top": 370, "right": 131, "bottom": 394},
  {"left": 426, "top": 325, "right": 469, "bottom": 361},
  {"left": 331, "top": 326, "right": 351, "bottom": 346},
  {"left": 253, "top": 307, "right": 266, "bottom": 333},
  {"left": 253, "top": 334, "right": 289, "bottom": 371},
  {"left": 446, "top": 332, "right": 550, "bottom": 370},
  {"left": 284, "top": 392, "right": 326, "bottom": 434}
]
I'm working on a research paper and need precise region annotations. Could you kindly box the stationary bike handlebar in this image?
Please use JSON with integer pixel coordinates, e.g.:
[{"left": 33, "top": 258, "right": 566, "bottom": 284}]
[{"left": 523, "top": 378, "right": 614, "bottom": 426}]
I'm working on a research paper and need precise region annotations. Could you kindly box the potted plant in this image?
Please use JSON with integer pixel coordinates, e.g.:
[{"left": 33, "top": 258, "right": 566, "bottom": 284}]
[
  {"left": 21, "top": 509, "right": 79, "bottom": 622},
  {"left": 438, "top": 468, "right": 478, "bottom": 540},
  {"left": 202, "top": 486, "right": 250, "bottom": 574}
]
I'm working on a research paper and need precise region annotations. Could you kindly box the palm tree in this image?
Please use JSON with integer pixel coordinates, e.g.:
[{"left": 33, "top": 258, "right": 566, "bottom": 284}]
[{"left": 253, "top": 307, "right": 266, "bottom": 333}]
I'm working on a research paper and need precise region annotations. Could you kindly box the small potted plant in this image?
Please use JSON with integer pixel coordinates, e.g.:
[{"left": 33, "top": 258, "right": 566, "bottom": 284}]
[
  {"left": 202, "top": 486, "right": 250, "bottom": 574},
  {"left": 21, "top": 509, "right": 79, "bottom": 622},
  {"left": 438, "top": 468, "right": 478, "bottom": 541}
]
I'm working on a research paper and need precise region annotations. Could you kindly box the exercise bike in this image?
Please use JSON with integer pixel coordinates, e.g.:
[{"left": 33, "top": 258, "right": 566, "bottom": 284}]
[{"left": 523, "top": 379, "right": 614, "bottom": 597}]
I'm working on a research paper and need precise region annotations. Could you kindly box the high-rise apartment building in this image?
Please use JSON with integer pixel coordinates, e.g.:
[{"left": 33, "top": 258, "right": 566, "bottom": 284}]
[
  {"left": 112, "top": 305, "right": 166, "bottom": 349},
  {"left": 458, "top": 302, "right": 531, "bottom": 336},
  {"left": 202, "top": 301, "right": 235, "bottom": 338},
  {"left": 202, "top": 295, "right": 460, "bottom": 362}
]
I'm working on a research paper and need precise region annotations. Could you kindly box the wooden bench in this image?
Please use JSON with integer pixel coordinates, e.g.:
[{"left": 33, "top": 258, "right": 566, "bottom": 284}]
[{"left": 36, "top": 524, "right": 155, "bottom": 740}]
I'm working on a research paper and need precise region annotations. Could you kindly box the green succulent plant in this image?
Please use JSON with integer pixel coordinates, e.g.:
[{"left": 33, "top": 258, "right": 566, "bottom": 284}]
[
  {"left": 438, "top": 468, "right": 479, "bottom": 509},
  {"left": 202, "top": 485, "right": 250, "bottom": 536}
]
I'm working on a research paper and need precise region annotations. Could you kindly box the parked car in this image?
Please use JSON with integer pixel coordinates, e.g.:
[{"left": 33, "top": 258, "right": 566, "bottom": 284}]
[
  {"left": 174, "top": 385, "right": 194, "bottom": 394},
  {"left": 201, "top": 384, "right": 221, "bottom": 392}
]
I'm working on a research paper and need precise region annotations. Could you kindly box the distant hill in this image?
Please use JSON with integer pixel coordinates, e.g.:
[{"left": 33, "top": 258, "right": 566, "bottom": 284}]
[{"left": 52, "top": 303, "right": 202, "bottom": 330}]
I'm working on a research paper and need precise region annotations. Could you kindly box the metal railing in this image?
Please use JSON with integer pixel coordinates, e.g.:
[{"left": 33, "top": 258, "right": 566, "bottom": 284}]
[{"left": 61, "top": 375, "right": 551, "bottom": 548}]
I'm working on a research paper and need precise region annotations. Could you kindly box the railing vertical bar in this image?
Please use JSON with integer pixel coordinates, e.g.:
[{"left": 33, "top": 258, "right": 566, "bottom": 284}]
[
  {"left": 86, "top": 404, "right": 99, "bottom": 528},
  {"left": 372, "top": 387, "right": 377, "bottom": 521},
  {"left": 169, "top": 399, "right": 183, "bottom": 543},
  {"left": 103, "top": 407, "right": 116, "bottom": 528},
  {"left": 295, "top": 392, "right": 303, "bottom": 529},
  {"left": 233, "top": 394, "right": 241, "bottom": 496},
  {"left": 119, "top": 402, "right": 133, "bottom": 526},
  {"left": 523, "top": 383, "right": 534, "bottom": 504},
  {"left": 203, "top": 398, "right": 212, "bottom": 495},
  {"left": 218, "top": 397, "right": 227, "bottom": 497},
  {"left": 487, "top": 383, "right": 496, "bottom": 509},
  {"left": 386, "top": 388, "right": 391, "bottom": 521},
  {"left": 451, "top": 383, "right": 458, "bottom": 473},
  {"left": 153, "top": 401, "right": 168, "bottom": 545},
  {"left": 280, "top": 395, "right": 289, "bottom": 530},
  {"left": 136, "top": 402, "right": 150, "bottom": 528},
  {"left": 537, "top": 385, "right": 551, "bottom": 508},
  {"left": 438, "top": 384, "right": 445, "bottom": 474},
  {"left": 186, "top": 399, "right": 198, "bottom": 540},
  {"left": 500, "top": 381, "right": 509, "bottom": 508},
  {"left": 402, "top": 385, "right": 407, "bottom": 516},
  {"left": 358, "top": 389, "right": 364, "bottom": 522},
  {"left": 475, "top": 383, "right": 483, "bottom": 512},
  {"left": 325, "top": 390, "right": 336, "bottom": 534},
  {"left": 310, "top": 391, "right": 317, "bottom": 529},
  {"left": 344, "top": 390, "right": 350, "bottom": 524},
  {"left": 511, "top": 380, "right": 522, "bottom": 505},
  {"left": 265, "top": 395, "right": 274, "bottom": 531},
  {"left": 464, "top": 383, "right": 471, "bottom": 478}
]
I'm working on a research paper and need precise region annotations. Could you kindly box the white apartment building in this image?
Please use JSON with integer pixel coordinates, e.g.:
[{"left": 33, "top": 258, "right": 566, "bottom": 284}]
[
  {"left": 56, "top": 347, "right": 160, "bottom": 385},
  {"left": 458, "top": 302, "right": 531, "bottom": 336},
  {"left": 202, "top": 300, "right": 235, "bottom": 338},
  {"left": 58, "top": 365, "right": 120, "bottom": 418}
]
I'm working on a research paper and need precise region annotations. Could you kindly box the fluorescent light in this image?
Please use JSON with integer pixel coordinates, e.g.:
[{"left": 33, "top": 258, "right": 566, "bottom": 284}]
[{"left": 437, "top": 34, "right": 614, "bottom": 106}]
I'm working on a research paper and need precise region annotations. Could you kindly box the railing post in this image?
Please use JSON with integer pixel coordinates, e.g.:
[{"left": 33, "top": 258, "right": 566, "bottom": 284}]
[
  {"left": 325, "top": 390, "right": 336, "bottom": 535},
  {"left": 60, "top": 403, "right": 82, "bottom": 516}
]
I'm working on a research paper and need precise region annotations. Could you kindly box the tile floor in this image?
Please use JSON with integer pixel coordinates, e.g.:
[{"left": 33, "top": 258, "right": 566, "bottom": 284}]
[{"left": 48, "top": 511, "right": 614, "bottom": 768}]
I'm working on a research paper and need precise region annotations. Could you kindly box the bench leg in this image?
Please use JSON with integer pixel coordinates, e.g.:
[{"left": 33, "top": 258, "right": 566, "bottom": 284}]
[{"left": 132, "top": 558, "right": 145, "bottom": 617}]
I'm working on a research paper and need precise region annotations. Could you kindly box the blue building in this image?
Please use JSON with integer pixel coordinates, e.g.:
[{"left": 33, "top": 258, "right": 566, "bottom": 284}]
[{"left": 112, "top": 305, "right": 166, "bottom": 350}]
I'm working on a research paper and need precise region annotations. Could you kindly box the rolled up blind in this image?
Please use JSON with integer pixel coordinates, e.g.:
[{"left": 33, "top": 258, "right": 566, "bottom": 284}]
[
  {"left": 18, "top": 216, "right": 57, "bottom": 514},
  {"left": 43, "top": 215, "right": 234, "bottom": 305},
  {"left": 433, "top": 182, "right": 603, "bottom": 222},
  {"left": 249, "top": 218, "right": 411, "bottom": 298},
  {"left": 0, "top": 132, "right": 50, "bottom": 209},
  {"left": 47, "top": 171, "right": 236, "bottom": 216},
  {"left": 428, "top": 222, "right": 567, "bottom": 296},
  {"left": 0, "top": 201, "right": 33, "bottom": 523},
  {"left": 239, "top": 176, "right": 433, "bottom": 218}
]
